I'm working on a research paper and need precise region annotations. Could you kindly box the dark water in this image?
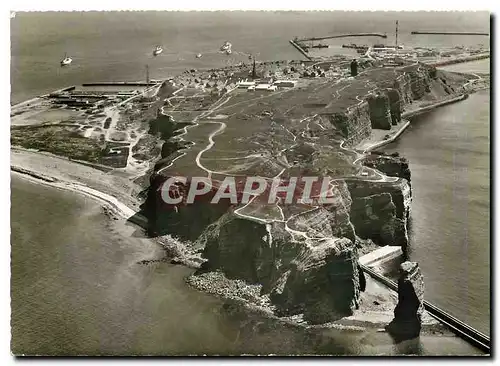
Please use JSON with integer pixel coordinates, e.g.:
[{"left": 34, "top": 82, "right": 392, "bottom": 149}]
[{"left": 383, "top": 63, "right": 490, "bottom": 335}]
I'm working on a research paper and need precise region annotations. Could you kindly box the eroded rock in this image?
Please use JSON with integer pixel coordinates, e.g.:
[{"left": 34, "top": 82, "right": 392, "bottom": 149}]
[{"left": 386, "top": 261, "right": 425, "bottom": 342}]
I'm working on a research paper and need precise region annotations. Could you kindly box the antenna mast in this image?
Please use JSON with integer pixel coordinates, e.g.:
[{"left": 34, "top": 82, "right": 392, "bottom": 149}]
[{"left": 395, "top": 20, "right": 399, "bottom": 47}]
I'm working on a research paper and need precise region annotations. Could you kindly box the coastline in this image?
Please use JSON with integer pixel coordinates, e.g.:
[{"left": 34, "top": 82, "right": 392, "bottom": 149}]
[
  {"left": 13, "top": 163, "right": 459, "bottom": 339},
  {"left": 9, "top": 61, "right": 489, "bottom": 351},
  {"left": 355, "top": 93, "right": 469, "bottom": 153},
  {"left": 10, "top": 81, "right": 479, "bottom": 257}
]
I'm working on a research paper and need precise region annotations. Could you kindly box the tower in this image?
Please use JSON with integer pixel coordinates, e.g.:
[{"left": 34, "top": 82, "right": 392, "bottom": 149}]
[
  {"left": 252, "top": 57, "right": 257, "bottom": 79},
  {"left": 395, "top": 20, "right": 399, "bottom": 48},
  {"left": 350, "top": 59, "right": 358, "bottom": 77},
  {"left": 146, "top": 64, "right": 150, "bottom": 84}
]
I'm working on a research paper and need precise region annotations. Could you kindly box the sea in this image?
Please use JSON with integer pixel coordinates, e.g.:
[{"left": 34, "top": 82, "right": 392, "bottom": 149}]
[{"left": 10, "top": 11, "right": 491, "bottom": 354}]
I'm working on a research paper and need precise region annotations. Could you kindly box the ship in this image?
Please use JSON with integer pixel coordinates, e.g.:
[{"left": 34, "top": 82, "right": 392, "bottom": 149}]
[
  {"left": 311, "top": 43, "right": 329, "bottom": 49},
  {"left": 220, "top": 41, "right": 232, "bottom": 52},
  {"left": 60, "top": 53, "right": 72, "bottom": 66},
  {"left": 196, "top": 53, "right": 202, "bottom": 58},
  {"left": 153, "top": 45, "right": 163, "bottom": 56}
]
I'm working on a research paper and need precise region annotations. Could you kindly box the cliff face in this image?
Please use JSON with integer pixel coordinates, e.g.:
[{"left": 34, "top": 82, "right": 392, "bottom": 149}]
[
  {"left": 144, "top": 175, "right": 231, "bottom": 240},
  {"left": 367, "top": 93, "right": 393, "bottom": 130},
  {"left": 200, "top": 211, "right": 361, "bottom": 324},
  {"left": 271, "top": 238, "right": 360, "bottom": 324},
  {"left": 386, "top": 88, "right": 402, "bottom": 124},
  {"left": 346, "top": 178, "right": 411, "bottom": 249},
  {"left": 327, "top": 104, "right": 372, "bottom": 146},
  {"left": 349, "top": 192, "right": 407, "bottom": 247},
  {"left": 363, "top": 152, "right": 411, "bottom": 184},
  {"left": 193, "top": 180, "right": 362, "bottom": 324},
  {"left": 327, "top": 64, "right": 443, "bottom": 147}
]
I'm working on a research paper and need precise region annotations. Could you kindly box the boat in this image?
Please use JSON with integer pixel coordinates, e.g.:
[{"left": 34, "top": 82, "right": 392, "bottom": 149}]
[
  {"left": 60, "top": 53, "right": 72, "bottom": 66},
  {"left": 153, "top": 45, "right": 163, "bottom": 56},
  {"left": 196, "top": 53, "right": 202, "bottom": 58},
  {"left": 311, "top": 43, "right": 329, "bottom": 49},
  {"left": 220, "top": 41, "right": 232, "bottom": 52}
]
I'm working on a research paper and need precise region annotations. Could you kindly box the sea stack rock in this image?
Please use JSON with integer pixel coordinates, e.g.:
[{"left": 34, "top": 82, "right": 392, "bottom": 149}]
[{"left": 386, "top": 261, "right": 425, "bottom": 342}]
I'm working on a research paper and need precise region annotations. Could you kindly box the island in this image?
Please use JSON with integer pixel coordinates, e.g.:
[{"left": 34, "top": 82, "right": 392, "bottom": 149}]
[{"left": 10, "top": 46, "right": 490, "bottom": 352}]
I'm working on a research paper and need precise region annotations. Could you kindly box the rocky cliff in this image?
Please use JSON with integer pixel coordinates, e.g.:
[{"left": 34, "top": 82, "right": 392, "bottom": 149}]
[
  {"left": 199, "top": 211, "right": 361, "bottom": 324},
  {"left": 330, "top": 63, "right": 447, "bottom": 147},
  {"left": 346, "top": 177, "right": 411, "bottom": 250},
  {"left": 140, "top": 62, "right": 463, "bottom": 325},
  {"left": 362, "top": 152, "right": 411, "bottom": 183}
]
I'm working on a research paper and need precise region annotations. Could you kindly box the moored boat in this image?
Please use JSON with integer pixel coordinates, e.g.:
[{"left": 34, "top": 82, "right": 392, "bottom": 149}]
[
  {"left": 153, "top": 45, "right": 163, "bottom": 56},
  {"left": 60, "top": 53, "right": 72, "bottom": 66}
]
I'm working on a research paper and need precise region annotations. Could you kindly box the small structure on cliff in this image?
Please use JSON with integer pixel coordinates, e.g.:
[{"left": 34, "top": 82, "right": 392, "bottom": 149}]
[
  {"left": 350, "top": 59, "right": 358, "bottom": 77},
  {"left": 386, "top": 261, "right": 424, "bottom": 342}
]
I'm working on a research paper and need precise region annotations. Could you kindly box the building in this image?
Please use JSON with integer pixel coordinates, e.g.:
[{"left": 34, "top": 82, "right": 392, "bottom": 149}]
[
  {"left": 255, "top": 84, "right": 274, "bottom": 91},
  {"left": 238, "top": 81, "right": 256, "bottom": 89},
  {"left": 273, "top": 80, "right": 298, "bottom": 88}
]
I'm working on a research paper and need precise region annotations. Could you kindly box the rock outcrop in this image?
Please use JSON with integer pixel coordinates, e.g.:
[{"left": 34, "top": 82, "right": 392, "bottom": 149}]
[
  {"left": 271, "top": 238, "right": 360, "bottom": 324},
  {"left": 197, "top": 181, "right": 363, "bottom": 324},
  {"left": 327, "top": 104, "right": 372, "bottom": 146},
  {"left": 363, "top": 152, "right": 411, "bottom": 184},
  {"left": 349, "top": 192, "right": 407, "bottom": 247},
  {"left": 386, "top": 88, "right": 402, "bottom": 124},
  {"left": 346, "top": 178, "right": 411, "bottom": 249},
  {"left": 386, "top": 261, "right": 425, "bottom": 342}
]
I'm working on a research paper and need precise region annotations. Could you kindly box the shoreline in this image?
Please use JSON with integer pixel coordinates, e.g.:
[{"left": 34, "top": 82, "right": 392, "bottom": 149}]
[
  {"left": 11, "top": 166, "right": 145, "bottom": 227},
  {"left": 356, "top": 93, "right": 469, "bottom": 153},
  {"left": 9, "top": 61, "right": 489, "bottom": 351},
  {"left": 10, "top": 81, "right": 480, "bottom": 259}
]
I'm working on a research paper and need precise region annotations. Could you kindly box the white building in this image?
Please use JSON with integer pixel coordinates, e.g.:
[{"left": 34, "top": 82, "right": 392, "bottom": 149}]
[
  {"left": 238, "top": 81, "right": 256, "bottom": 89},
  {"left": 273, "top": 80, "right": 298, "bottom": 88}
]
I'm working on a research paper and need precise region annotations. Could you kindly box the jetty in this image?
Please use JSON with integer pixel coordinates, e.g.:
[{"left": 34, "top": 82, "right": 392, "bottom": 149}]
[
  {"left": 296, "top": 33, "right": 388, "bottom": 42},
  {"left": 411, "top": 31, "right": 489, "bottom": 36},
  {"left": 289, "top": 39, "right": 312, "bottom": 60}
]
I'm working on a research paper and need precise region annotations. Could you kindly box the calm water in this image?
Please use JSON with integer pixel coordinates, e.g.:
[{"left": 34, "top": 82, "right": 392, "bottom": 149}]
[
  {"left": 383, "top": 60, "right": 490, "bottom": 335},
  {"left": 10, "top": 11, "right": 491, "bottom": 353}
]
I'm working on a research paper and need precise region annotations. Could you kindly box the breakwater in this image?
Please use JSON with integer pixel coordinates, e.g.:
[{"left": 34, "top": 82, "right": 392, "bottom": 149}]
[
  {"left": 427, "top": 53, "right": 490, "bottom": 67},
  {"left": 289, "top": 39, "right": 312, "bottom": 60}
]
